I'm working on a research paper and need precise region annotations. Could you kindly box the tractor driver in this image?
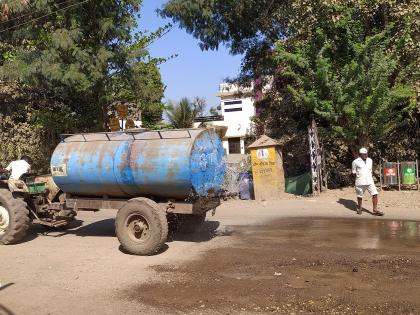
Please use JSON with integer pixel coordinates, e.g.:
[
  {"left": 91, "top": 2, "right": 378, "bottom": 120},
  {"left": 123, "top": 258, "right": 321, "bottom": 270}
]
[{"left": 0, "top": 155, "right": 32, "bottom": 180}]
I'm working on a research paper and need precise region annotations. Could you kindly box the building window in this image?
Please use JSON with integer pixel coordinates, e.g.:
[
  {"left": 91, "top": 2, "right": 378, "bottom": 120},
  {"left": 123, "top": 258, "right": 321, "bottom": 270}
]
[
  {"left": 228, "top": 137, "right": 241, "bottom": 154},
  {"left": 224, "top": 108, "right": 242, "bottom": 112},
  {"left": 224, "top": 100, "right": 242, "bottom": 106}
]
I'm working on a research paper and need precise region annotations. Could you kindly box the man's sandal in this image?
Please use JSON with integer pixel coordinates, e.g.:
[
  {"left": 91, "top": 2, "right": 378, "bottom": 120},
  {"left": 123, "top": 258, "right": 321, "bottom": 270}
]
[{"left": 373, "top": 210, "right": 384, "bottom": 216}]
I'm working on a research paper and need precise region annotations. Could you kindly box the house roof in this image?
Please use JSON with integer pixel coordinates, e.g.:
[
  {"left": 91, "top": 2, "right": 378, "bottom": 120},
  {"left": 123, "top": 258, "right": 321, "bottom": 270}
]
[{"left": 248, "top": 135, "right": 280, "bottom": 148}]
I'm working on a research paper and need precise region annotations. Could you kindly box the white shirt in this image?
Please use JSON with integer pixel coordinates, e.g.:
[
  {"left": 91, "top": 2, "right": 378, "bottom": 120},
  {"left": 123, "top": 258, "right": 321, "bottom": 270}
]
[
  {"left": 352, "top": 157, "right": 374, "bottom": 186},
  {"left": 6, "top": 160, "right": 31, "bottom": 180}
]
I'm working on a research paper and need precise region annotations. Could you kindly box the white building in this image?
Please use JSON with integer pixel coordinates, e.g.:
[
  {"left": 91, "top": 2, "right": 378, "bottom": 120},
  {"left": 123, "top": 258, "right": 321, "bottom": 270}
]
[
  {"left": 194, "top": 83, "right": 256, "bottom": 155},
  {"left": 217, "top": 83, "right": 255, "bottom": 154}
]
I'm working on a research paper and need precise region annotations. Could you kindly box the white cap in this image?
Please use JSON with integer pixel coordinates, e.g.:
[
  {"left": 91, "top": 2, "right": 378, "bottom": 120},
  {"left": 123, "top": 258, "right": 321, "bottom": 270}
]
[{"left": 359, "top": 147, "right": 368, "bottom": 154}]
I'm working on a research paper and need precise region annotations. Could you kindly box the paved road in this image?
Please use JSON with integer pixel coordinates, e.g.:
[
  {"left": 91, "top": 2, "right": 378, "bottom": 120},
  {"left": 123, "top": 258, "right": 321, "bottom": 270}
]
[{"left": 1, "top": 191, "right": 419, "bottom": 315}]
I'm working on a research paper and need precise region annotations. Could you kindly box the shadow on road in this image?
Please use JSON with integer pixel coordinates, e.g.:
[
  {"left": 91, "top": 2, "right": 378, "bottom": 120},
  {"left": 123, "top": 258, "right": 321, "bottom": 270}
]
[
  {"left": 118, "top": 244, "right": 169, "bottom": 256},
  {"left": 0, "top": 283, "right": 14, "bottom": 292},
  {"left": 41, "top": 219, "right": 115, "bottom": 238},
  {"left": 337, "top": 198, "right": 374, "bottom": 215},
  {"left": 170, "top": 220, "right": 223, "bottom": 242},
  {"left": 40, "top": 219, "right": 229, "bottom": 243},
  {"left": 19, "top": 225, "right": 42, "bottom": 243},
  {"left": 73, "top": 219, "right": 115, "bottom": 237},
  {"left": 0, "top": 284, "right": 15, "bottom": 315},
  {"left": 0, "top": 305, "right": 15, "bottom": 315}
]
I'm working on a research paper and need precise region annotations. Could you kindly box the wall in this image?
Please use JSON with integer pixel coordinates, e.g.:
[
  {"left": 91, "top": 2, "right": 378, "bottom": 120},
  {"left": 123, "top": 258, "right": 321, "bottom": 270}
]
[{"left": 194, "top": 83, "right": 256, "bottom": 155}]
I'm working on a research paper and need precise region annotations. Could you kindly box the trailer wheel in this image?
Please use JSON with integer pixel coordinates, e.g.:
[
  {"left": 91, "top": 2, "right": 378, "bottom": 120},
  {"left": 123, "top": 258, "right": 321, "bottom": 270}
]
[
  {"left": 115, "top": 198, "right": 168, "bottom": 255},
  {"left": 0, "top": 189, "right": 30, "bottom": 245},
  {"left": 178, "top": 213, "right": 206, "bottom": 234}
]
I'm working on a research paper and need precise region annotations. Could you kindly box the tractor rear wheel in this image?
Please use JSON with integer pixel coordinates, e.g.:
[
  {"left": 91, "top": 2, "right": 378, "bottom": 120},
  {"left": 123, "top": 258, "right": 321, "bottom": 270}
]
[
  {"left": 115, "top": 198, "right": 168, "bottom": 256},
  {"left": 0, "top": 188, "right": 30, "bottom": 245}
]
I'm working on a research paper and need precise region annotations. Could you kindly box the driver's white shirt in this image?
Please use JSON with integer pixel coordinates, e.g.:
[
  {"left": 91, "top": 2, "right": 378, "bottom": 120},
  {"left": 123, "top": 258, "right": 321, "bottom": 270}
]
[
  {"left": 6, "top": 160, "right": 31, "bottom": 180},
  {"left": 352, "top": 157, "right": 374, "bottom": 186}
]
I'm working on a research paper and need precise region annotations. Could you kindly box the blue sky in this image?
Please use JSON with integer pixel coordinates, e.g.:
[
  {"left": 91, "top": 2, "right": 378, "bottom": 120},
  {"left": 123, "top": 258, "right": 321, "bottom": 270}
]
[{"left": 138, "top": 0, "right": 243, "bottom": 110}]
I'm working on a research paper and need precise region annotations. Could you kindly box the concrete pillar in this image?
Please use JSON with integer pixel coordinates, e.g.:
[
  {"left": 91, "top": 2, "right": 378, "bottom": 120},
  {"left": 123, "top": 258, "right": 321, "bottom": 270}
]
[{"left": 248, "top": 135, "right": 285, "bottom": 200}]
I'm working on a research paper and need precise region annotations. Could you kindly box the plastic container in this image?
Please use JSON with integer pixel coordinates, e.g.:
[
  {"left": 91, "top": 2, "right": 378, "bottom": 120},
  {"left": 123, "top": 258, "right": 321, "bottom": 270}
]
[
  {"left": 239, "top": 172, "right": 254, "bottom": 200},
  {"left": 383, "top": 162, "right": 398, "bottom": 185},
  {"left": 401, "top": 161, "right": 416, "bottom": 185}
]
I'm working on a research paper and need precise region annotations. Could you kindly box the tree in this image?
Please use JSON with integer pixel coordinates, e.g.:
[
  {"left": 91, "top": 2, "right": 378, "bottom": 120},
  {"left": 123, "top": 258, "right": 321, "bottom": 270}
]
[
  {"left": 162, "top": 0, "right": 419, "bottom": 185},
  {"left": 209, "top": 106, "right": 219, "bottom": 116},
  {"left": 273, "top": 30, "right": 415, "bottom": 154},
  {"left": 192, "top": 96, "right": 206, "bottom": 117},
  {"left": 111, "top": 60, "right": 166, "bottom": 127},
  {"left": 0, "top": 0, "right": 167, "bottom": 171},
  {"left": 166, "top": 97, "right": 200, "bottom": 128},
  {"left": 161, "top": 0, "right": 418, "bottom": 80}
]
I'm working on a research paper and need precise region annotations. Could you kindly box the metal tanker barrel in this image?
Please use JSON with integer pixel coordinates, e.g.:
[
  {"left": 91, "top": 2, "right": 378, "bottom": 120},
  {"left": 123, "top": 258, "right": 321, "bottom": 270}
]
[{"left": 50, "top": 129, "right": 225, "bottom": 200}]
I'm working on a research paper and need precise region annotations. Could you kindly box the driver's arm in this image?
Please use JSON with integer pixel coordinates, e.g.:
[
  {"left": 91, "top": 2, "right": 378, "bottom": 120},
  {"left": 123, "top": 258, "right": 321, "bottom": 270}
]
[{"left": 1, "top": 163, "right": 12, "bottom": 174}]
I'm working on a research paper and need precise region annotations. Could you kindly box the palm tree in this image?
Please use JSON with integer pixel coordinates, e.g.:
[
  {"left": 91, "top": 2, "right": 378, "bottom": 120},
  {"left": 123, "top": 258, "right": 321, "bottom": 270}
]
[{"left": 166, "top": 97, "right": 201, "bottom": 128}]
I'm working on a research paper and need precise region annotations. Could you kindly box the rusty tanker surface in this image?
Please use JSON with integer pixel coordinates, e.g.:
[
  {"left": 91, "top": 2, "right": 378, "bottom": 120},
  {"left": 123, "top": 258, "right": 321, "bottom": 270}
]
[
  {"left": 0, "top": 128, "right": 226, "bottom": 255},
  {"left": 50, "top": 129, "right": 225, "bottom": 200}
]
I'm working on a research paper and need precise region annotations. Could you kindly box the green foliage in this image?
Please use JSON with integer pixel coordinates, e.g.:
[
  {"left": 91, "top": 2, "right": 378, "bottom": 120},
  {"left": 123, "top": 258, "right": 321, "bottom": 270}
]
[
  {"left": 162, "top": 0, "right": 419, "bottom": 79},
  {"left": 191, "top": 96, "right": 206, "bottom": 117},
  {"left": 166, "top": 97, "right": 201, "bottom": 128},
  {"left": 209, "top": 106, "right": 219, "bottom": 116},
  {"left": 163, "top": 0, "right": 419, "bottom": 185},
  {"left": 0, "top": 0, "right": 167, "bottom": 171},
  {"left": 274, "top": 27, "right": 415, "bottom": 153},
  {"left": 111, "top": 61, "right": 166, "bottom": 126}
]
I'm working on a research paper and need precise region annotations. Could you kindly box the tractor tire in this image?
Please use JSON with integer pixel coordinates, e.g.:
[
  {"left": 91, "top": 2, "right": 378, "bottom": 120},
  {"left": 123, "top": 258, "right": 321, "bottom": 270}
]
[
  {"left": 178, "top": 213, "right": 206, "bottom": 234},
  {"left": 115, "top": 198, "right": 168, "bottom": 256},
  {"left": 0, "top": 188, "right": 30, "bottom": 245}
]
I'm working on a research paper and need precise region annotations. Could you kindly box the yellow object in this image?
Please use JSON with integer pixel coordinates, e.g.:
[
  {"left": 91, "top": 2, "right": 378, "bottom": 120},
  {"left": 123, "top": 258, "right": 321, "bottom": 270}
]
[
  {"left": 109, "top": 117, "right": 121, "bottom": 132},
  {"left": 125, "top": 118, "right": 136, "bottom": 129},
  {"left": 117, "top": 103, "right": 128, "bottom": 119},
  {"left": 249, "top": 135, "right": 285, "bottom": 200}
]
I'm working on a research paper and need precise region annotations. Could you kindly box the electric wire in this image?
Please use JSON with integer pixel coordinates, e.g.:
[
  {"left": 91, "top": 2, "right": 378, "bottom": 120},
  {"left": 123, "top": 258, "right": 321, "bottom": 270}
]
[{"left": 0, "top": 0, "right": 91, "bottom": 34}]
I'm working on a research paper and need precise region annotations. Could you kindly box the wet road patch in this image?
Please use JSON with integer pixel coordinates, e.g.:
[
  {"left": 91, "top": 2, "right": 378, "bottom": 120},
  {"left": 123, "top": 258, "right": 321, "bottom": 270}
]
[{"left": 124, "top": 218, "right": 420, "bottom": 314}]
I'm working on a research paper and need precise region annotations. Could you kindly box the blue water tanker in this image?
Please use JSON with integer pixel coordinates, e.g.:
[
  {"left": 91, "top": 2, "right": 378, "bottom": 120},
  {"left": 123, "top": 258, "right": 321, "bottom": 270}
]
[
  {"left": 51, "top": 129, "right": 225, "bottom": 200},
  {"left": 0, "top": 129, "right": 225, "bottom": 256},
  {"left": 48, "top": 128, "right": 225, "bottom": 256}
]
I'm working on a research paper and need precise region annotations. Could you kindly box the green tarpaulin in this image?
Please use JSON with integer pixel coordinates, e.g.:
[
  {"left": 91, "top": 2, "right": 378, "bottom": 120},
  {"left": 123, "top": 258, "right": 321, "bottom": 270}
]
[{"left": 285, "top": 172, "right": 312, "bottom": 195}]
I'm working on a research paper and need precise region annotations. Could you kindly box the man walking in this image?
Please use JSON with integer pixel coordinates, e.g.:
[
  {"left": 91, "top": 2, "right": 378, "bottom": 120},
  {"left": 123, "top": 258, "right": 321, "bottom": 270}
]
[{"left": 351, "top": 148, "right": 383, "bottom": 216}]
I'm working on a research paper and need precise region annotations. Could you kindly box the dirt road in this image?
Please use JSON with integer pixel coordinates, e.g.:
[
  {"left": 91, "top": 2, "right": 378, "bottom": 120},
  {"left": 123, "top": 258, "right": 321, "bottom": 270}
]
[{"left": 1, "top": 188, "right": 419, "bottom": 315}]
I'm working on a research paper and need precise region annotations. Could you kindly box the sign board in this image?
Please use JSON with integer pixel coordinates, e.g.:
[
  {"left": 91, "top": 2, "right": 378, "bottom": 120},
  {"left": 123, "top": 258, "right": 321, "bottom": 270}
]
[
  {"left": 109, "top": 117, "right": 121, "bottom": 132},
  {"left": 51, "top": 164, "right": 67, "bottom": 177},
  {"left": 250, "top": 146, "right": 284, "bottom": 199},
  {"left": 383, "top": 162, "right": 399, "bottom": 185},
  {"left": 403, "top": 166, "right": 416, "bottom": 185},
  {"left": 256, "top": 148, "right": 269, "bottom": 160},
  {"left": 385, "top": 168, "right": 396, "bottom": 176},
  {"left": 125, "top": 118, "right": 136, "bottom": 130},
  {"left": 117, "top": 103, "right": 128, "bottom": 119}
]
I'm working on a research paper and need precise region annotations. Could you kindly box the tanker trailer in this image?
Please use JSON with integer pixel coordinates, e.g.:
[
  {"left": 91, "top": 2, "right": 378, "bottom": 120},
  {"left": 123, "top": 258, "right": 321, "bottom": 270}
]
[{"left": 49, "top": 128, "right": 225, "bottom": 255}]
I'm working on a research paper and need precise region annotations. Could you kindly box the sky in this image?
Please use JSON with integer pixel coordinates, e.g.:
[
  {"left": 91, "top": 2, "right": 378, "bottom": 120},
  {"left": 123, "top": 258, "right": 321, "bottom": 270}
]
[{"left": 138, "top": 0, "right": 243, "bottom": 110}]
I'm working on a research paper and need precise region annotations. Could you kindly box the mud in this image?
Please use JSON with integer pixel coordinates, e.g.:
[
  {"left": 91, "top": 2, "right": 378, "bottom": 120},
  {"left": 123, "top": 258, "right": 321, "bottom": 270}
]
[{"left": 126, "top": 218, "right": 420, "bottom": 315}]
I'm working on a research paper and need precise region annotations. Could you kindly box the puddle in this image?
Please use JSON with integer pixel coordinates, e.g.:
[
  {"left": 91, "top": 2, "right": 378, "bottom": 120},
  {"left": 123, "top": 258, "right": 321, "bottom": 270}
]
[
  {"left": 125, "top": 217, "right": 420, "bottom": 314},
  {"left": 256, "top": 218, "right": 420, "bottom": 250}
]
